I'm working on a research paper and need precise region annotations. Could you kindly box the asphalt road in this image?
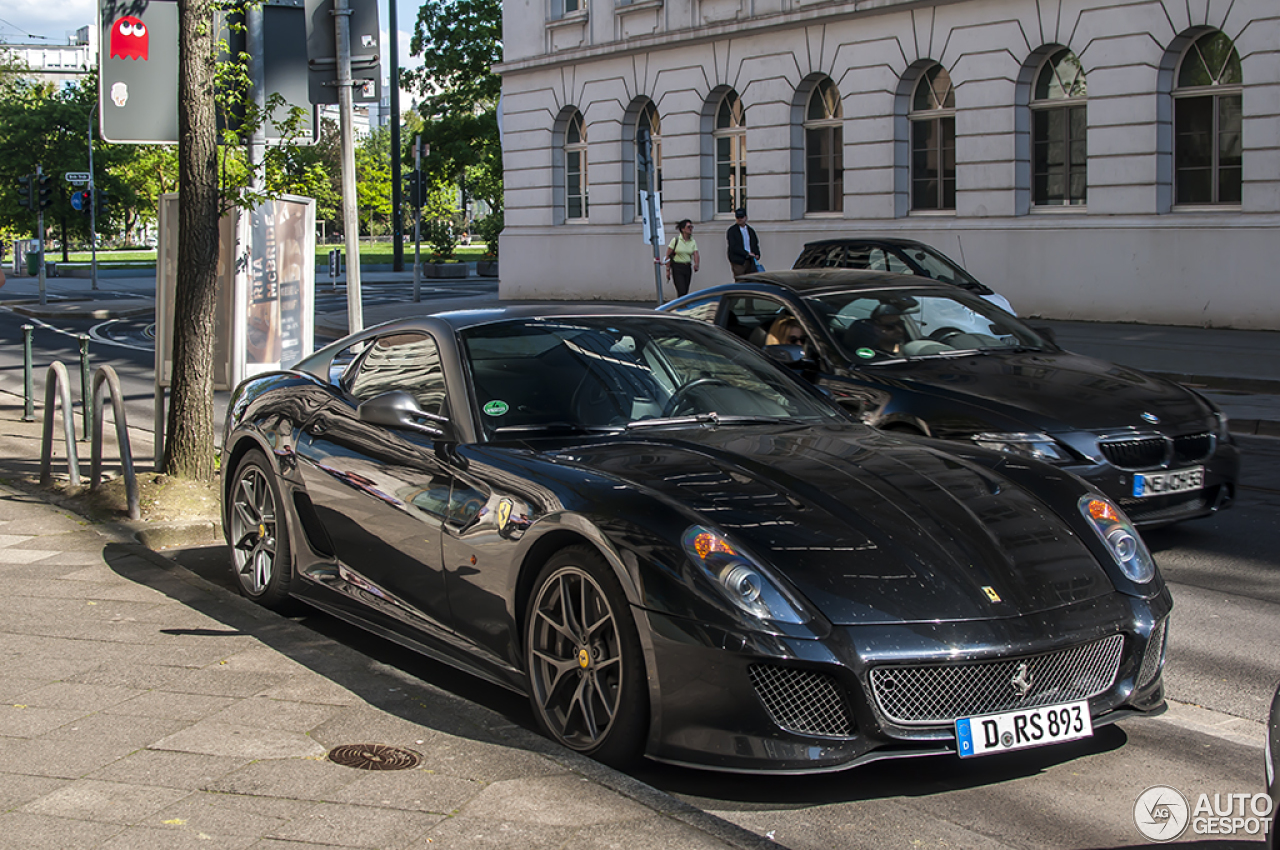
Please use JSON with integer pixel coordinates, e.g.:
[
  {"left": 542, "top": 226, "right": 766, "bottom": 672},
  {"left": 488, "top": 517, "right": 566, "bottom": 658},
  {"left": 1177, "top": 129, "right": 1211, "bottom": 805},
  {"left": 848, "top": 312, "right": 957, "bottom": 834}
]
[{"left": 5, "top": 289, "right": 1276, "bottom": 848}]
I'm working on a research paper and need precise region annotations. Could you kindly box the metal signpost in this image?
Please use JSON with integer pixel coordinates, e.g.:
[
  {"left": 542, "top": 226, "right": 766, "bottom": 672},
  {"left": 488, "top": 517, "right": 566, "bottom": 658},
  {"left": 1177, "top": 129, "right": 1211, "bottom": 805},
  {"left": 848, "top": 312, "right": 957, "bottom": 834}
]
[{"left": 637, "top": 129, "right": 666, "bottom": 305}]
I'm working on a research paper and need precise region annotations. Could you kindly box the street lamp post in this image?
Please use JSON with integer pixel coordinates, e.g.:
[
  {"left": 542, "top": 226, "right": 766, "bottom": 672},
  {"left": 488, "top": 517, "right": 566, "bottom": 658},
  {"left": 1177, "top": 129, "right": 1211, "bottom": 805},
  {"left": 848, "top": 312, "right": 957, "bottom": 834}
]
[{"left": 88, "top": 101, "right": 98, "bottom": 291}]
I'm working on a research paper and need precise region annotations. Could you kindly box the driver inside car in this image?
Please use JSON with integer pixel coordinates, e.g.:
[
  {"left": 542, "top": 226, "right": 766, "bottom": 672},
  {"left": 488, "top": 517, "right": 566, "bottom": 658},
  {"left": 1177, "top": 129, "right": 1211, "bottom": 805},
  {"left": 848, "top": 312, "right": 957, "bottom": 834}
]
[{"left": 843, "top": 303, "right": 908, "bottom": 355}]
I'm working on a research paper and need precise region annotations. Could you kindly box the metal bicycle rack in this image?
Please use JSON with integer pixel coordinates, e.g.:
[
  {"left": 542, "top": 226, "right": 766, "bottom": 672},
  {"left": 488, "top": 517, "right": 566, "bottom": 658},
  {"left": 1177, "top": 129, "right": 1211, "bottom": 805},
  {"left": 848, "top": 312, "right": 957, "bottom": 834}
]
[
  {"left": 38, "top": 361, "right": 140, "bottom": 520},
  {"left": 39, "top": 361, "right": 80, "bottom": 487},
  {"left": 90, "top": 366, "right": 140, "bottom": 521}
]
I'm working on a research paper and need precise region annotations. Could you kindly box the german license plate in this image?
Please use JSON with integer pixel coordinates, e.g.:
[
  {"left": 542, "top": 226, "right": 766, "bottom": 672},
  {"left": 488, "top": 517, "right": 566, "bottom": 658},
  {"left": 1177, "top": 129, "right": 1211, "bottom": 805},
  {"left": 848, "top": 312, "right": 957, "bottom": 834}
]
[
  {"left": 955, "top": 700, "right": 1092, "bottom": 758},
  {"left": 1133, "top": 466, "right": 1204, "bottom": 498}
]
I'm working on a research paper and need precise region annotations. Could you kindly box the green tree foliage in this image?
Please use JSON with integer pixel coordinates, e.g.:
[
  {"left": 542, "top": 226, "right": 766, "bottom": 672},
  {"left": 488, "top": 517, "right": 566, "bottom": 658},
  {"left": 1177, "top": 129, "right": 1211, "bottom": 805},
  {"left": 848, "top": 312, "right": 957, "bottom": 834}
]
[
  {"left": 355, "top": 126, "right": 393, "bottom": 235},
  {"left": 406, "top": 0, "right": 503, "bottom": 210}
]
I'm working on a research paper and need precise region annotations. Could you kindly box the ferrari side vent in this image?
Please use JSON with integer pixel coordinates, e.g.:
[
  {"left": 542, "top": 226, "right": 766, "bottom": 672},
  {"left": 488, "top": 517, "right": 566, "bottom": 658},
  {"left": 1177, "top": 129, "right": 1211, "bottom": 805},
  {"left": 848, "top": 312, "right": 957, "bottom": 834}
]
[
  {"left": 292, "top": 491, "right": 335, "bottom": 557},
  {"left": 1137, "top": 618, "right": 1168, "bottom": 689},
  {"left": 748, "top": 664, "right": 856, "bottom": 738}
]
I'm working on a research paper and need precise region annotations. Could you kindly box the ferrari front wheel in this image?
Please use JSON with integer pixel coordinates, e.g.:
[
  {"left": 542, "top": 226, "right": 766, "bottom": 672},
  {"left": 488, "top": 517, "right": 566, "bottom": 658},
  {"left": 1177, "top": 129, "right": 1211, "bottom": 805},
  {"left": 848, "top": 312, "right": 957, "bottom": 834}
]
[
  {"left": 228, "top": 449, "right": 295, "bottom": 610},
  {"left": 525, "top": 546, "right": 647, "bottom": 767}
]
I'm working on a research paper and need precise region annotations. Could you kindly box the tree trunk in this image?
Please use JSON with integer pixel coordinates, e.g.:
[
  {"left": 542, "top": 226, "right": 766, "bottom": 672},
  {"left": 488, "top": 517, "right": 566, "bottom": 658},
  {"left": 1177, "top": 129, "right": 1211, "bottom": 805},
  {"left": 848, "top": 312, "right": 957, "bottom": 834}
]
[{"left": 164, "top": 0, "right": 221, "bottom": 482}]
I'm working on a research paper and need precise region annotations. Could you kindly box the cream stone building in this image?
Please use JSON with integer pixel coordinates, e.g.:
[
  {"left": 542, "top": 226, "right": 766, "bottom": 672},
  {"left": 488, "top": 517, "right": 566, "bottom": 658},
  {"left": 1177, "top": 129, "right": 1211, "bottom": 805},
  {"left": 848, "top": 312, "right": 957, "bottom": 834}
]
[{"left": 496, "top": 0, "right": 1279, "bottom": 328}]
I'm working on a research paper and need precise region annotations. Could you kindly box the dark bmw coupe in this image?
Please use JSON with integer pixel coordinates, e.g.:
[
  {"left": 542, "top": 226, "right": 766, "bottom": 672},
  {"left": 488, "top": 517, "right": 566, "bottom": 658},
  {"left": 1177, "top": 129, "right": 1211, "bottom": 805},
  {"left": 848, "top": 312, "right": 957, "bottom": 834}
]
[
  {"left": 222, "top": 306, "right": 1171, "bottom": 773},
  {"left": 662, "top": 271, "right": 1239, "bottom": 529}
]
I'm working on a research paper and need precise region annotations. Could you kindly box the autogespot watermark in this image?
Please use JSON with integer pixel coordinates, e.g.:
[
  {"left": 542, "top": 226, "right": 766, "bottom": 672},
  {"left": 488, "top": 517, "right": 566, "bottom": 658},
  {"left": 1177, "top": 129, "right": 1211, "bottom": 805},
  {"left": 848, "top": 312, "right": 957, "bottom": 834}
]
[{"left": 1134, "top": 785, "right": 1274, "bottom": 841}]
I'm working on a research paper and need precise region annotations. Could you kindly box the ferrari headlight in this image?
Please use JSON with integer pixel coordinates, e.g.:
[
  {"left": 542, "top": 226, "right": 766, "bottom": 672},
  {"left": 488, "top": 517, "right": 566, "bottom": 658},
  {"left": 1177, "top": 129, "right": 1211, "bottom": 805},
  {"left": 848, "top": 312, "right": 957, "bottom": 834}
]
[
  {"left": 681, "top": 526, "right": 810, "bottom": 624},
  {"left": 1079, "top": 496, "right": 1155, "bottom": 583},
  {"left": 971, "top": 431, "right": 1071, "bottom": 463}
]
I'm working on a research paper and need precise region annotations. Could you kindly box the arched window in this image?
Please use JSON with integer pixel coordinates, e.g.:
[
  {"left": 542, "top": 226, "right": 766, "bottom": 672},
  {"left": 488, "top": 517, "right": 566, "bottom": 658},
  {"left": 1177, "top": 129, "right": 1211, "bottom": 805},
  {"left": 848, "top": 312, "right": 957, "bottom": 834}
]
[
  {"left": 1175, "top": 31, "right": 1242, "bottom": 205},
  {"left": 565, "top": 111, "right": 588, "bottom": 220},
  {"left": 1031, "top": 49, "right": 1087, "bottom": 206},
  {"left": 713, "top": 91, "right": 747, "bottom": 215},
  {"left": 635, "top": 101, "right": 662, "bottom": 214},
  {"left": 910, "top": 65, "right": 956, "bottom": 211},
  {"left": 804, "top": 79, "right": 843, "bottom": 213}
]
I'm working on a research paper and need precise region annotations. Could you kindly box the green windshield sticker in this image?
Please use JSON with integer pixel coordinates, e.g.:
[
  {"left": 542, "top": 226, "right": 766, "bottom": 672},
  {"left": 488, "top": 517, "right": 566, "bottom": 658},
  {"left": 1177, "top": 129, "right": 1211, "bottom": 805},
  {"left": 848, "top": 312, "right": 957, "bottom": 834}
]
[
  {"left": 483, "top": 400, "right": 509, "bottom": 416},
  {"left": 855, "top": 347, "right": 876, "bottom": 359}
]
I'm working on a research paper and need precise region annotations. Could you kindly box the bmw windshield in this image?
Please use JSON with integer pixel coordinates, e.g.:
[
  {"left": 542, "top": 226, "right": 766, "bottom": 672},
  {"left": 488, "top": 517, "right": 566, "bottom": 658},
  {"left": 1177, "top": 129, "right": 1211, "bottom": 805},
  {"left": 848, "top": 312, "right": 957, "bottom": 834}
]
[
  {"left": 462, "top": 316, "right": 848, "bottom": 437},
  {"left": 806, "top": 288, "right": 1052, "bottom": 363}
]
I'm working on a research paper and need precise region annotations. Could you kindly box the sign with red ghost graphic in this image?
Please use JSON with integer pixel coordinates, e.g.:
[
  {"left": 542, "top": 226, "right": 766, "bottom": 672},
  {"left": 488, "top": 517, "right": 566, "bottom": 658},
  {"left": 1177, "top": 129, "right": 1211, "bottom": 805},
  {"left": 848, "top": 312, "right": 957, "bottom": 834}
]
[
  {"left": 109, "top": 15, "right": 149, "bottom": 61},
  {"left": 99, "top": 0, "right": 178, "bottom": 142}
]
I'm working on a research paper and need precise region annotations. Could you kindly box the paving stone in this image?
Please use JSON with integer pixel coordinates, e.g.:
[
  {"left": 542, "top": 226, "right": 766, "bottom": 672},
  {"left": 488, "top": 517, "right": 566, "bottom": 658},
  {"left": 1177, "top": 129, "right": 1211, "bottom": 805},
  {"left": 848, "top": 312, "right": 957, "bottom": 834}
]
[
  {"left": 455, "top": 775, "right": 651, "bottom": 826},
  {"left": 87, "top": 748, "right": 251, "bottom": 789},
  {"left": 205, "top": 757, "right": 361, "bottom": 799},
  {"left": 160, "top": 667, "right": 293, "bottom": 698},
  {"left": 39, "top": 710, "right": 186, "bottom": 751},
  {"left": 266, "top": 799, "right": 446, "bottom": 848},
  {"left": 0, "top": 771, "right": 70, "bottom": 809},
  {"left": 0, "top": 675, "right": 51, "bottom": 703},
  {"left": 96, "top": 825, "right": 257, "bottom": 850},
  {"left": 255, "top": 675, "right": 364, "bottom": 707},
  {"left": 0, "top": 810, "right": 126, "bottom": 848},
  {"left": 563, "top": 814, "right": 741, "bottom": 849},
  {"left": 149, "top": 720, "right": 327, "bottom": 760},
  {"left": 0, "top": 704, "right": 87, "bottom": 738},
  {"left": 420, "top": 816, "right": 578, "bottom": 849},
  {"left": 204, "top": 695, "right": 340, "bottom": 732},
  {"left": 19, "top": 778, "right": 191, "bottom": 824},
  {"left": 13, "top": 681, "right": 145, "bottom": 712},
  {"left": 0, "top": 548, "right": 59, "bottom": 564},
  {"left": 0, "top": 736, "right": 151, "bottom": 779},
  {"left": 150, "top": 791, "right": 320, "bottom": 837},
  {"left": 323, "top": 767, "right": 487, "bottom": 814},
  {"left": 407, "top": 734, "right": 575, "bottom": 783},
  {"left": 66, "top": 662, "right": 190, "bottom": 690},
  {"left": 101, "top": 690, "right": 238, "bottom": 723}
]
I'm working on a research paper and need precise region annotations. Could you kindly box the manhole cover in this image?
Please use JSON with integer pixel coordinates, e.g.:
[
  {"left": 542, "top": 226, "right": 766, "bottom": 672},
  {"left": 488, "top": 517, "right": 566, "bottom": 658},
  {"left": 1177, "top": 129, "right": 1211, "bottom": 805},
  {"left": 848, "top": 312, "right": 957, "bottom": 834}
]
[{"left": 327, "top": 743, "right": 422, "bottom": 771}]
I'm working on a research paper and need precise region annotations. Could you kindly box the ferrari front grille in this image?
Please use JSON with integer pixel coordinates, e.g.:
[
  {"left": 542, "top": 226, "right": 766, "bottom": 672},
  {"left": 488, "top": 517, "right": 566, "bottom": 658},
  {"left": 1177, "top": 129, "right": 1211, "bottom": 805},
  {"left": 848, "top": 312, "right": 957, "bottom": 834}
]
[
  {"left": 748, "top": 664, "right": 855, "bottom": 738},
  {"left": 869, "top": 634, "right": 1125, "bottom": 726}
]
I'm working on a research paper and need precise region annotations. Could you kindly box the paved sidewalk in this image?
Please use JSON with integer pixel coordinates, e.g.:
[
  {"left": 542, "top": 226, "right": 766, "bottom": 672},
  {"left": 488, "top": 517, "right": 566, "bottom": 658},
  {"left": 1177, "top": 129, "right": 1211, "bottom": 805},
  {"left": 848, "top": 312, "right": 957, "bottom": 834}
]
[{"left": 0, "top": 398, "right": 769, "bottom": 849}]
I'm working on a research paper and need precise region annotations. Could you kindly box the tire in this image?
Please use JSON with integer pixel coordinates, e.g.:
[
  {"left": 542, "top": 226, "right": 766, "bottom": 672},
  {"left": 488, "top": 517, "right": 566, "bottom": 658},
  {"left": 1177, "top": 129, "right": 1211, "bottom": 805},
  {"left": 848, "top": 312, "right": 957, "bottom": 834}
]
[
  {"left": 228, "top": 449, "right": 295, "bottom": 610},
  {"left": 524, "top": 546, "right": 648, "bottom": 767}
]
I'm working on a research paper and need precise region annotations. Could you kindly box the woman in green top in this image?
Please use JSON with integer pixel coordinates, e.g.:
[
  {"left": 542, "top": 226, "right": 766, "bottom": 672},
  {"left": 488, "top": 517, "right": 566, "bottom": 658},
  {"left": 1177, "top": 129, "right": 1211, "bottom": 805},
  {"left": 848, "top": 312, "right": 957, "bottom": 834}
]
[{"left": 664, "top": 219, "right": 700, "bottom": 297}]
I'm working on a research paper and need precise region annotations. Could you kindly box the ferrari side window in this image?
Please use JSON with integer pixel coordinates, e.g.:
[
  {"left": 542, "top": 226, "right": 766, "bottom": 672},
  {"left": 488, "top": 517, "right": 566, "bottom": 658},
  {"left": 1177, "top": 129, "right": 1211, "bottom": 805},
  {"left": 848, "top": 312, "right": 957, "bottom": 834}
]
[
  {"left": 346, "top": 332, "right": 447, "bottom": 416},
  {"left": 666, "top": 296, "right": 719, "bottom": 323}
]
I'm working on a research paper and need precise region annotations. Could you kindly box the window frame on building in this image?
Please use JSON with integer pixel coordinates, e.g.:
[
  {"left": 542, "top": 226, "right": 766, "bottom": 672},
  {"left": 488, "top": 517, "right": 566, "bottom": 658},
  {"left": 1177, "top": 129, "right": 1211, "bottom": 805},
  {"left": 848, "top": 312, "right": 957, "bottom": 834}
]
[
  {"left": 1173, "top": 30, "right": 1243, "bottom": 207},
  {"left": 1031, "top": 48, "right": 1088, "bottom": 207},
  {"left": 713, "top": 90, "right": 748, "bottom": 217},
  {"left": 804, "top": 78, "right": 844, "bottom": 214},
  {"left": 909, "top": 64, "right": 957, "bottom": 212},
  {"left": 564, "top": 110, "right": 589, "bottom": 222}
]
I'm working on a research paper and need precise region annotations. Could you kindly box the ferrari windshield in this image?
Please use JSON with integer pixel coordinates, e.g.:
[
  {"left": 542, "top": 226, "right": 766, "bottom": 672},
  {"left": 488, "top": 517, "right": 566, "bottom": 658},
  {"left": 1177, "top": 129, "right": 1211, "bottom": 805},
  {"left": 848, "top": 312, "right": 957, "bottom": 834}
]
[
  {"left": 462, "top": 316, "right": 844, "bottom": 437},
  {"left": 806, "top": 288, "right": 1050, "bottom": 362}
]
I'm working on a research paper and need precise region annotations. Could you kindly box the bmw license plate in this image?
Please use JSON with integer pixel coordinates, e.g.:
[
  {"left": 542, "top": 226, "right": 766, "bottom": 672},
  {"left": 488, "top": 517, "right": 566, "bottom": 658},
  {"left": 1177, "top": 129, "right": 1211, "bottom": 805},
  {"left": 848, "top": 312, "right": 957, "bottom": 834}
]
[
  {"left": 1133, "top": 466, "right": 1204, "bottom": 498},
  {"left": 955, "top": 700, "right": 1092, "bottom": 758}
]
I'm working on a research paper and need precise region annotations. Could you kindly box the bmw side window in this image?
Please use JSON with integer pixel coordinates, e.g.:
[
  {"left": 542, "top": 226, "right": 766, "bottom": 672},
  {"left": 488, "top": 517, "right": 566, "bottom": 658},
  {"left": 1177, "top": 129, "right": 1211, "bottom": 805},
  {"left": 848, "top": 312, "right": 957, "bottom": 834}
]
[{"left": 345, "top": 332, "right": 447, "bottom": 417}]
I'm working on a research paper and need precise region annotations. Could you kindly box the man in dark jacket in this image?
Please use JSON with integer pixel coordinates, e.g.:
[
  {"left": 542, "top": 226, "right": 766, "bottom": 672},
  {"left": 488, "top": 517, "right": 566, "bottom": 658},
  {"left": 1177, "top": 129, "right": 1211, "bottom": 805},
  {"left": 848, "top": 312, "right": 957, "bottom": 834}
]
[{"left": 725, "top": 208, "right": 761, "bottom": 280}]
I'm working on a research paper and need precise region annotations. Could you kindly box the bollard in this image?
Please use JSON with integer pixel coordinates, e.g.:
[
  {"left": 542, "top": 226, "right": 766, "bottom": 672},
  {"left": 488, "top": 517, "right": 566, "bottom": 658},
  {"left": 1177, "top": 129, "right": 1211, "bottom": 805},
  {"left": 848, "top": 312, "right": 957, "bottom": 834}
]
[
  {"left": 79, "top": 334, "right": 92, "bottom": 444},
  {"left": 22, "top": 324, "right": 35, "bottom": 422}
]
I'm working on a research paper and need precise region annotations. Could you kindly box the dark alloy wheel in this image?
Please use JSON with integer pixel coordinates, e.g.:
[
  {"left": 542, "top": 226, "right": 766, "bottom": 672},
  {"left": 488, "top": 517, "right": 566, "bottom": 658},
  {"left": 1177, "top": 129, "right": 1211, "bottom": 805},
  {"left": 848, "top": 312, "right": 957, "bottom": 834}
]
[
  {"left": 525, "top": 547, "right": 647, "bottom": 766},
  {"left": 228, "top": 449, "right": 294, "bottom": 609}
]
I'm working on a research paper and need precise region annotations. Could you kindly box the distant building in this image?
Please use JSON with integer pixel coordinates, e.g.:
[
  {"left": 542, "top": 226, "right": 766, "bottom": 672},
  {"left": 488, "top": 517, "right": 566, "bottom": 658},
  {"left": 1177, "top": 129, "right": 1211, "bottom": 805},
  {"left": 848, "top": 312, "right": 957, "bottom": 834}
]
[
  {"left": 2, "top": 25, "right": 95, "bottom": 85},
  {"left": 497, "top": 0, "right": 1280, "bottom": 329}
]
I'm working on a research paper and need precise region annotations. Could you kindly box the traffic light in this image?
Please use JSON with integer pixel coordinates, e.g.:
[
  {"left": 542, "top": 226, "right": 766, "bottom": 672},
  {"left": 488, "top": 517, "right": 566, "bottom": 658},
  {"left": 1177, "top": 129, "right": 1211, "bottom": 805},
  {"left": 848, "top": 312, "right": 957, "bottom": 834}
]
[
  {"left": 15, "top": 174, "right": 32, "bottom": 210},
  {"left": 36, "top": 174, "right": 53, "bottom": 210},
  {"left": 407, "top": 169, "right": 423, "bottom": 209},
  {"left": 95, "top": 187, "right": 109, "bottom": 218}
]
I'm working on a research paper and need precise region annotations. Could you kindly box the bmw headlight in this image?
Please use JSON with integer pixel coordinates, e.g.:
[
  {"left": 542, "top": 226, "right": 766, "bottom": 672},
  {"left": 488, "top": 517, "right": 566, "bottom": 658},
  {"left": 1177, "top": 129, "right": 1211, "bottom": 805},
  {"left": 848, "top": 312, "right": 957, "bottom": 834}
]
[
  {"left": 1079, "top": 496, "right": 1155, "bottom": 583},
  {"left": 681, "top": 526, "right": 810, "bottom": 625},
  {"left": 971, "top": 432, "right": 1071, "bottom": 463}
]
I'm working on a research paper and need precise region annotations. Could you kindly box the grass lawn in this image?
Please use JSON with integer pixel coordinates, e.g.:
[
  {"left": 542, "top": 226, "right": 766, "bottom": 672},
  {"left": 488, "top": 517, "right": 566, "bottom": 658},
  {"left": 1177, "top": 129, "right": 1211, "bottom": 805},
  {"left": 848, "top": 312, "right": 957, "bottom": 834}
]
[{"left": 59, "top": 242, "right": 489, "bottom": 265}]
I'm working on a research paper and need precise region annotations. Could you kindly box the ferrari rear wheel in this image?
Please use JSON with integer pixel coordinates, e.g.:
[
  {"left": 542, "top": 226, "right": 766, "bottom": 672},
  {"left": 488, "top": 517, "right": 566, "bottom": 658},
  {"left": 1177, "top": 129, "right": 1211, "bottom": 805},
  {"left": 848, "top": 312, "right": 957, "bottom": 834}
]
[
  {"left": 229, "top": 449, "right": 295, "bottom": 610},
  {"left": 525, "top": 547, "right": 647, "bottom": 767}
]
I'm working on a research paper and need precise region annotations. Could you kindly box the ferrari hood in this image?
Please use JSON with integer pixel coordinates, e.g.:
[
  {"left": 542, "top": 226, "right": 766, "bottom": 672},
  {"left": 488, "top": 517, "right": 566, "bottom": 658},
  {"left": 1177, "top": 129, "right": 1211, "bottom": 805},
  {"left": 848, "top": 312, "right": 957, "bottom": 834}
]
[
  {"left": 557, "top": 427, "right": 1114, "bottom": 626},
  {"left": 872, "top": 350, "right": 1211, "bottom": 433}
]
